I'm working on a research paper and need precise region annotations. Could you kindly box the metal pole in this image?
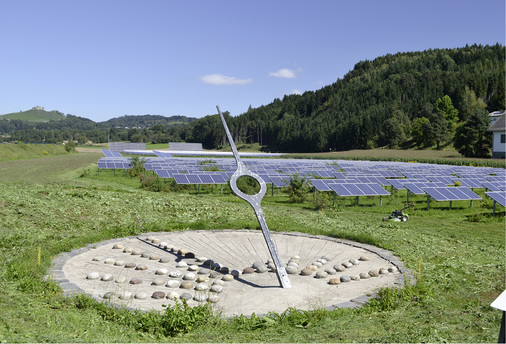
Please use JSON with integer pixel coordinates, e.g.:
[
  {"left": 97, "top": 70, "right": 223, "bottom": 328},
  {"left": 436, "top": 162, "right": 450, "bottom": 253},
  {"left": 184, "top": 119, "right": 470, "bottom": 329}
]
[{"left": 217, "top": 105, "right": 291, "bottom": 289}]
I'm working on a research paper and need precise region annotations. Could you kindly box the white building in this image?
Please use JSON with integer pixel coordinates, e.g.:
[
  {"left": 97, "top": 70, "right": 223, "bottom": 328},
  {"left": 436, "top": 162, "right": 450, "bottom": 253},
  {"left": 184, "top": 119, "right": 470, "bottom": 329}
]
[{"left": 488, "top": 113, "right": 506, "bottom": 159}]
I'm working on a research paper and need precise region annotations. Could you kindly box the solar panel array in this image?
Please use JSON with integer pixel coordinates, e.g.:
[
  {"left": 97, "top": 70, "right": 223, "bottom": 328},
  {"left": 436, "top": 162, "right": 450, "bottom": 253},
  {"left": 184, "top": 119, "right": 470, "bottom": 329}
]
[{"left": 96, "top": 153, "right": 505, "bottom": 205}]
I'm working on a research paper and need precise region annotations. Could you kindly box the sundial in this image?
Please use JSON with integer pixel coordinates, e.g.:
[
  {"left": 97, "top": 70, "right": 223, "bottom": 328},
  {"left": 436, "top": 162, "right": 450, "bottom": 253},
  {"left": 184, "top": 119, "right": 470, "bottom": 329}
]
[
  {"left": 47, "top": 109, "right": 409, "bottom": 315},
  {"left": 216, "top": 105, "right": 291, "bottom": 289}
]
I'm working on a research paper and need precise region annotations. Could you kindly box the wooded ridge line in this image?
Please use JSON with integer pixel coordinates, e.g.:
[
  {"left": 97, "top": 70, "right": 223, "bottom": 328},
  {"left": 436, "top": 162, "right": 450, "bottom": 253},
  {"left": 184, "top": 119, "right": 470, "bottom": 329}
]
[{"left": 1, "top": 44, "right": 504, "bottom": 157}]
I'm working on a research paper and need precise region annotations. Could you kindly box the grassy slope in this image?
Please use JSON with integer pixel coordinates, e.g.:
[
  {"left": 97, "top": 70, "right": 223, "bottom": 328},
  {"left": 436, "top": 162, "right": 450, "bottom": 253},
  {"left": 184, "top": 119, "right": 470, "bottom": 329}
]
[
  {"left": 0, "top": 109, "right": 65, "bottom": 122},
  {"left": 0, "top": 143, "right": 71, "bottom": 162},
  {"left": 0, "top": 149, "right": 504, "bottom": 342}
]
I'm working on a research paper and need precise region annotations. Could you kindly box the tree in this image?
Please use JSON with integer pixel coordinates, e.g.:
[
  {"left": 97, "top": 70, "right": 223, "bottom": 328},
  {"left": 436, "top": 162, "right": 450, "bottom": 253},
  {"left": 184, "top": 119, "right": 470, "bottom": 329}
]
[
  {"left": 435, "top": 95, "right": 459, "bottom": 123},
  {"left": 454, "top": 109, "right": 492, "bottom": 157},
  {"left": 286, "top": 174, "right": 310, "bottom": 203},
  {"left": 458, "top": 86, "right": 487, "bottom": 122},
  {"left": 411, "top": 117, "right": 433, "bottom": 147},
  {"left": 428, "top": 109, "right": 450, "bottom": 150},
  {"left": 381, "top": 109, "right": 411, "bottom": 148}
]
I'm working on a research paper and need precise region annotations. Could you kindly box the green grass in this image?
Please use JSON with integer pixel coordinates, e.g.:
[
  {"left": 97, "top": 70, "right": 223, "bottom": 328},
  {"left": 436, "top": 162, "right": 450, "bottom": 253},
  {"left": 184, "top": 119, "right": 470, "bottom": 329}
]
[
  {"left": 0, "top": 143, "right": 72, "bottom": 162},
  {"left": 0, "top": 151, "right": 504, "bottom": 342}
]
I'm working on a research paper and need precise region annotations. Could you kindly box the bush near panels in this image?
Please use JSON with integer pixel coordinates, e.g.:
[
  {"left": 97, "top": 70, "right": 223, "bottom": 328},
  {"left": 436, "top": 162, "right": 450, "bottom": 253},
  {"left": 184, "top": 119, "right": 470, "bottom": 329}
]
[
  {"left": 128, "top": 156, "right": 147, "bottom": 177},
  {"left": 139, "top": 174, "right": 172, "bottom": 192},
  {"left": 287, "top": 174, "right": 311, "bottom": 203}
]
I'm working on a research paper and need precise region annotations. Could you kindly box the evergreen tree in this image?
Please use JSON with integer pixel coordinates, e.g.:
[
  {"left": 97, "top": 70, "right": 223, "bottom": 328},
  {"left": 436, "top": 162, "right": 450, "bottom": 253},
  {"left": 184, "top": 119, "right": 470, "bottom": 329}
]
[{"left": 454, "top": 109, "right": 492, "bottom": 157}]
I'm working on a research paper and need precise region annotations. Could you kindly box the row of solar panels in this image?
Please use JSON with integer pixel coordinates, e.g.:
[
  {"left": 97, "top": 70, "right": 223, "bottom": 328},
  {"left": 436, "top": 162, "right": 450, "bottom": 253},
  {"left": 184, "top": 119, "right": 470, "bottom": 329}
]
[
  {"left": 98, "top": 153, "right": 505, "bottom": 177},
  {"left": 486, "top": 191, "right": 506, "bottom": 207},
  {"left": 97, "top": 156, "right": 504, "bottom": 192},
  {"left": 314, "top": 181, "right": 483, "bottom": 201},
  {"left": 311, "top": 178, "right": 505, "bottom": 192},
  {"left": 98, "top": 159, "right": 504, "bottom": 194}
]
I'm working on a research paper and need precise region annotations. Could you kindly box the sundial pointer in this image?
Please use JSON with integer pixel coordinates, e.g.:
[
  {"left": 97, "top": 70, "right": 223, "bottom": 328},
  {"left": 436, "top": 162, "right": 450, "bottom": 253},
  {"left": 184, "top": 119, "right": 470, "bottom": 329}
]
[{"left": 216, "top": 105, "right": 291, "bottom": 289}]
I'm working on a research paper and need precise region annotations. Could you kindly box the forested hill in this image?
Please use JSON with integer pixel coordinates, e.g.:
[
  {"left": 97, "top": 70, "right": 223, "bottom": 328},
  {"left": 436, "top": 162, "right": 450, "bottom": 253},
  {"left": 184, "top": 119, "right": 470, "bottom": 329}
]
[
  {"left": 187, "top": 44, "right": 505, "bottom": 152},
  {"left": 99, "top": 114, "right": 196, "bottom": 128}
]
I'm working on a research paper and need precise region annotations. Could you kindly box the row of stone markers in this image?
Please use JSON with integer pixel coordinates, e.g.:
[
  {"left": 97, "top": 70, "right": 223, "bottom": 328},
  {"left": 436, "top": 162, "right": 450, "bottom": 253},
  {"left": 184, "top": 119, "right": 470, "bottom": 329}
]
[
  {"left": 243, "top": 253, "right": 399, "bottom": 284},
  {"left": 85, "top": 237, "right": 242, "bottom": 303},
  {"left": 83, "top": 235, "right": 400, "bottom": 304}
]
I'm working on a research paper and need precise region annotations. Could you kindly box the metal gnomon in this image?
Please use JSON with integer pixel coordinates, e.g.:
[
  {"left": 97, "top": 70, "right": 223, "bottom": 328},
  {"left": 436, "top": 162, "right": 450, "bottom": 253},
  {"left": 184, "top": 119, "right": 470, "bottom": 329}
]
[{"left": 216, "top": 105, "right": 291, "bottom": 288}]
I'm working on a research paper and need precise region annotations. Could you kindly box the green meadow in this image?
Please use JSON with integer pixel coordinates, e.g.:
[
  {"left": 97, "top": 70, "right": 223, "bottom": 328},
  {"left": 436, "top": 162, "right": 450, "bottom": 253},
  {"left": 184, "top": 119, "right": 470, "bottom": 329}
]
[{"left": 0, "top": 144, "right": 504, "bottom": 342}]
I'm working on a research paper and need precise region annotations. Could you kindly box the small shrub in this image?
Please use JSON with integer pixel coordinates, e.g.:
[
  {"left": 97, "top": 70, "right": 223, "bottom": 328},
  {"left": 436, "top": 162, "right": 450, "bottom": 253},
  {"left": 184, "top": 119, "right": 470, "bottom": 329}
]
[
  {"left": 287, "top": 174, "right": 311, "bottom": 203},
  {"left": 159, "top": 299, "right": 214, "bottom": 336},
  {"left": 140, "top": 174, "right": 171, "bottom": 192},
  {"left": 128, "top": 156, "right": 147, "bottom": 177},
  {"left": 64, "top": 141, "right": 76, "bottom": 152},
  {"left": 313, "top": 191, "right": 331, "bottom": 211}
]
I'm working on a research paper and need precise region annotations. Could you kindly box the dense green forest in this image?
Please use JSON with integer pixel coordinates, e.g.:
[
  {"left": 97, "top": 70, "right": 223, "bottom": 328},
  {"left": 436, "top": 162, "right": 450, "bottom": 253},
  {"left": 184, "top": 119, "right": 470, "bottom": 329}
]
[
  {"left": 1, "top": 44, "right": 504, "bottom": 156},
  {"left": 186, "top": 44, "right": 504, "bottom": 154}
]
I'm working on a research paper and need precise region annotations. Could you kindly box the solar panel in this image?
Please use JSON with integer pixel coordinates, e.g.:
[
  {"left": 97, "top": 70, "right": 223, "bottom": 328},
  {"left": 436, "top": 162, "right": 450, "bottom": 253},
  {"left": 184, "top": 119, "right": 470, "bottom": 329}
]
[
  {"left": 486, "top": 191, "right": 506, "bottom": 207},
  {"left": 101, "top": 149, "right": 123, "bottom": 157},
  {"left": 378, "top": 170, "right": 404, "bottom": 178},
  {"left": 187, "top": 174, "right": 202, "bottom": 184},
  {"left": 329, "top": 183, "right": 390, "bottom": 196},
  {"left": 355, "top": 176, "right": 389, "bottom": 185},
  {"left": 487, "top": 176, "right": 505, "bottom": 182},
  {"left": 155, "top": 169, "right": 171, "bottom": 178},
  {"left": 368, "top": 183, "right": 391, "bottom": 195},
  {"left": 173, "top": 174, "right": 190, "bottom": 184},
  {"left": 211, "top": 174, "right": 228, "bottom": 184},
  {"left": 387, "top": 179, "right": 407, "bottom": 190},
  {"left": 329, "top": 183, "right": 358, "bottom": 196},
  {"left": 452, "top": 178, "right": 486, "bottom": 188},
  {"left": 270, "top": 176, "right": 290, "bottom": 187},
  {"left": 199, "top": 174, "right": 214, "bottom": 184},
  {"left": 258, "top": 174, "right": 271, "bottom": 183},
  {"left": 310, "top": 179, "right": 332, "bottom": 191},
  {"left": 423, "top": 187, "right": 482, "bottom": 201},
  {"left": 482, "top": 182, "right": 506, "bottom": 192},
  {"left": 333, "top": 178, "right": 359, "bottom": 183},
  {"left": 404, "top": 182, "right": 447, "bottom": 195},
  {"left": 427, "top": 176, "right": 454, "bottom": 185},
  {"left": 153, "top": 151, "right": 173, "bottom": 158}
]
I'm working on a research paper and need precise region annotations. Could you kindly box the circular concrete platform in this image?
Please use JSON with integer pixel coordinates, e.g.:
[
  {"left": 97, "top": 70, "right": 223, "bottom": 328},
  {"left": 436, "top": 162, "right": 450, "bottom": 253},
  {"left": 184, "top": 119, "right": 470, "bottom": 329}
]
[{"left": 48, "top": 230, "right": 410, "bottom": 317}]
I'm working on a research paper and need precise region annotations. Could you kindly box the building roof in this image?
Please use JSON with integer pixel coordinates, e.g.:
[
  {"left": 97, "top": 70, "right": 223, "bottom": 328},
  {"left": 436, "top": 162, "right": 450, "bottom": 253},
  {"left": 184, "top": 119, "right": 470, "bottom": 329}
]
[{"left": 489, "top": 113, "right": 506, "bottom": 132}]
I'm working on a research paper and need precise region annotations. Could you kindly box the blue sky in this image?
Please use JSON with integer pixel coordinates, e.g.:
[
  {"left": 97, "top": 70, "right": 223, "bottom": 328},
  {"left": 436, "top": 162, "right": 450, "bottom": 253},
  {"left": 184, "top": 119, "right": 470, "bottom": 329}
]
[{"left": 1, "top": 0, "right": 504, "bottom": 122}]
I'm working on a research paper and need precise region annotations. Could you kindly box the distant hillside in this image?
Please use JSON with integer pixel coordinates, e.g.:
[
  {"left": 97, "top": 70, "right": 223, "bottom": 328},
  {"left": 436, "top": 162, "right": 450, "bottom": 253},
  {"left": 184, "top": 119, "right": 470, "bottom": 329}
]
[
  {"left": 0, "top": 109, "right": 65, "bottom": 122},
  {"left": 99, "top": 114, "right": 197, "bottom": 128},
  {"left": 185, "top": 44, "right": 505, "bottom": 152}
]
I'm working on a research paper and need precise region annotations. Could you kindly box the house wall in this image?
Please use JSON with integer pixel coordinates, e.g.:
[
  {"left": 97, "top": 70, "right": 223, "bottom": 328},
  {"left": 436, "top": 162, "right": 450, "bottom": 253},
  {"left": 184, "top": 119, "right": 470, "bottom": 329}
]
[{"left": 492, "top": 132, "right": 506, "bottom": 159}]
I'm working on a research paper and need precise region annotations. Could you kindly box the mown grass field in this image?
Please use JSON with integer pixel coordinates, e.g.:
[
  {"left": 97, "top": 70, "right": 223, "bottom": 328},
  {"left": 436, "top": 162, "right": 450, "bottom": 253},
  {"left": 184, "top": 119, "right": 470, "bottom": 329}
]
[{"left": 0, "top": 144, "right": 504, "bottom": 343}]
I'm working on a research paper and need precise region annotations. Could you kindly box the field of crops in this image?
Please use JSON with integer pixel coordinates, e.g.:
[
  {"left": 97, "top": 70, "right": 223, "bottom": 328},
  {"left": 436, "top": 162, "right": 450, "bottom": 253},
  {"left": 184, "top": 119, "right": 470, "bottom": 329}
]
[{"left": 0, "top": 145, "right": 504, "bottom": 342}]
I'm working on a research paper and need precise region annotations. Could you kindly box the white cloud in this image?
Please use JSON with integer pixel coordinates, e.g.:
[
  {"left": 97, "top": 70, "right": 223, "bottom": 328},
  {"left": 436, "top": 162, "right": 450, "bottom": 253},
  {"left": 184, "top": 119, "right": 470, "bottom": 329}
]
[
  {"left": 201, "top": 74, "right": 253, "bottom": 85},
  {"left": 269, "top": 68, "right": 298, "bottom": 79},
  {"left": 290, "top": 89, "right": 303, "bottom": 95}
]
